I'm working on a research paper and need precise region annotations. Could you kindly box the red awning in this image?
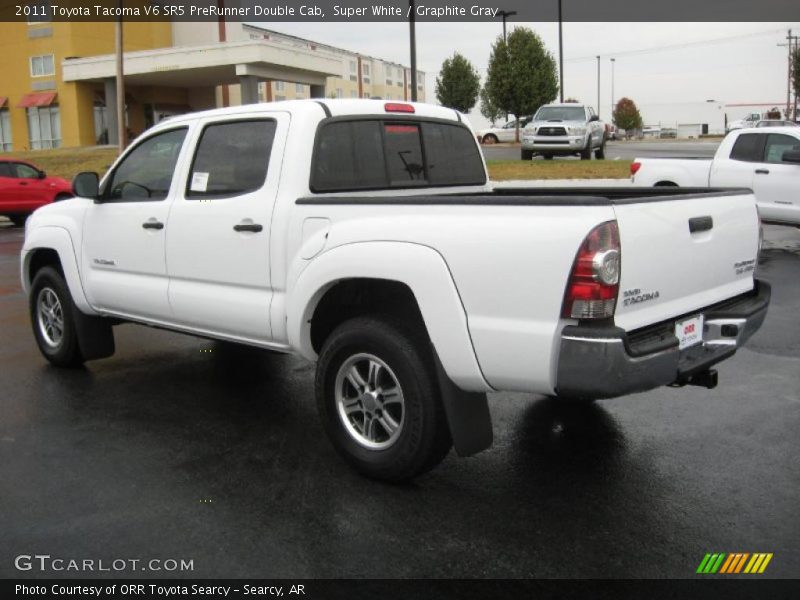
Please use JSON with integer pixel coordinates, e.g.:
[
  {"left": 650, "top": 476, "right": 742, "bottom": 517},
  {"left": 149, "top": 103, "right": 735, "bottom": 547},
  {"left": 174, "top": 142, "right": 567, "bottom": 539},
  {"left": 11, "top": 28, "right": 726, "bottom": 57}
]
[
  {"left": 17, "top": 92, "right": 57, "bottom": 108},
  {"left": 0, "top": 97, "right": 7, "bottom": 108}
]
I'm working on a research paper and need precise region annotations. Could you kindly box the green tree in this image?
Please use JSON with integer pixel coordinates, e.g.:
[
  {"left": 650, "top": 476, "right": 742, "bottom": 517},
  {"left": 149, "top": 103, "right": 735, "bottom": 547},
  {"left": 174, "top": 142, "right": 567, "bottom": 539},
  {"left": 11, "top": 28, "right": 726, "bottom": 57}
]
[
  {"left": 435, "top": 52, "right": 481, "bottom": 113},
  {"left": 613, "top": 97, "right": 643, "bottom": 134},
  {"left": 484, "top": 27, "right": 559, "bottom": 141},
  {"left": 479, "top": 86, "right": 503, "bottom": 125}
]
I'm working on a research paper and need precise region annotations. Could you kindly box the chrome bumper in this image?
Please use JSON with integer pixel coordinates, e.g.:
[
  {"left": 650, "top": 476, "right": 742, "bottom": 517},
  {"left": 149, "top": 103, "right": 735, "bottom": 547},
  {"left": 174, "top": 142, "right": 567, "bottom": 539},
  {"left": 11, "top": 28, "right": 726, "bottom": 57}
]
[
  {"left": 555, "top": 281, "right": 771, "bottom": 400},
  {"left": 522, "top": 136, "right": 585, "bottom": 151}
]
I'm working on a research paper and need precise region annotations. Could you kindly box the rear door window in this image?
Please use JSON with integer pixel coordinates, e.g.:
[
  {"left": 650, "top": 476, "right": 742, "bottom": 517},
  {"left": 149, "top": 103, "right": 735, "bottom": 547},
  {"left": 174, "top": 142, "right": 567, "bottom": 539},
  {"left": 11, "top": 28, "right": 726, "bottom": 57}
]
[
  {"left": 0, "top": 163, "right": 13, "bottom": 177},
  {"left": 763, "top": 133, "right": 800, "bottom": 163},
  {"left": 311, "top": 119, "right": 486, "bottom": 192},
  {"left": 187, "top": 119, "right": 277, "bottom": 199},
  {"left": 729, "top": 133, "right": 764, "bottom": 162}
]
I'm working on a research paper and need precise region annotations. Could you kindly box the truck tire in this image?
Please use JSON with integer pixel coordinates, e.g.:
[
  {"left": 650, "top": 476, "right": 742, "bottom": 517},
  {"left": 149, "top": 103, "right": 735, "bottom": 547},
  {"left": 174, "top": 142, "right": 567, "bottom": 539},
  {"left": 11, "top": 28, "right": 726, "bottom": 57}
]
[
  {"left": 595, "top": 138, "right": 606, "bottom": 160},
  {"left": 521, "top": 148, "right": 534, "bottom": 160},
  {"left": 543, "top": 154, "right": 554, "bottom": 160},
  {"left": 580, "top": 138, "right": 593, "bottom": 160},
  {"left": 29, "top": 266, "right": 85, "bottom": 367},
  {"left": 315, "top": 316, "right": 452, "bottom": 482}
]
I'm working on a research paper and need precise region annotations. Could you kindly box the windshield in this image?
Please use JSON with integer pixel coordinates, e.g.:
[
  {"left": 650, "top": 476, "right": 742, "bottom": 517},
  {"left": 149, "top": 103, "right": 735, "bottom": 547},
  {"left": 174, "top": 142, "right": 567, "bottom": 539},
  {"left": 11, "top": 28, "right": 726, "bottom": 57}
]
[{"left": 534, "top": 106, "right": 586, "bottom": 121}]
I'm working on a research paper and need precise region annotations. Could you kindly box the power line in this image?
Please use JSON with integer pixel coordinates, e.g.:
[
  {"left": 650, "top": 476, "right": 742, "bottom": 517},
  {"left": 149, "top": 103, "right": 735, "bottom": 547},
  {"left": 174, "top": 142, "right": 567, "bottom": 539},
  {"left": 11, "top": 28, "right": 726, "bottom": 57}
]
[{"left": 565, "top": 28, "right": 784, "bottom": 64}]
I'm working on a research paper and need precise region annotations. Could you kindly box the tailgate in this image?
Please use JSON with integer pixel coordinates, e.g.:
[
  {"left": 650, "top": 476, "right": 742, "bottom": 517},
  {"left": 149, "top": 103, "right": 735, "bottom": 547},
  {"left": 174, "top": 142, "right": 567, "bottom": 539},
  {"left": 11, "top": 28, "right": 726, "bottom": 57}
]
[{"left": 612, "top": 191, "right": 760, "bottom": 332}]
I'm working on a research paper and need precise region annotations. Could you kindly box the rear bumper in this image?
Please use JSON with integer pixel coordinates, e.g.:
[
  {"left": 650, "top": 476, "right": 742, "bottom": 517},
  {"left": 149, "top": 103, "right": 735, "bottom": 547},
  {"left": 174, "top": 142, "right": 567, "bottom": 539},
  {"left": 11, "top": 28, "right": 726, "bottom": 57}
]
[{"left": 555, "top": 280, "right": 771, "bottom": 400}]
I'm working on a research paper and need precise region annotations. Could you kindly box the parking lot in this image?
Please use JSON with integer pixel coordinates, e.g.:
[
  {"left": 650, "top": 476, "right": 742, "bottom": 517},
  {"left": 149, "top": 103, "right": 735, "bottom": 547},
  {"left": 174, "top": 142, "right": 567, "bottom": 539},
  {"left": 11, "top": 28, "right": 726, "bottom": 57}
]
[{"left": 1, "top": 221, "right": 798, "bottom": 579}]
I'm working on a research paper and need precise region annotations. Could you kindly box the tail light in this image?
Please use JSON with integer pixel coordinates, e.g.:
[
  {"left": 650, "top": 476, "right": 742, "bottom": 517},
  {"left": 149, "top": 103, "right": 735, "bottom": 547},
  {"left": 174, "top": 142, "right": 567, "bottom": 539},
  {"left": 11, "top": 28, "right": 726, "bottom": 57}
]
[
  {"left": 384, "top": 102, "right": 414, "bottom": 113},
  {"left": 562, "top": 221, "right": 621, "bottom": 320},
  {"left": 630, "top": 161, "right": 641, "bottom": 176}
]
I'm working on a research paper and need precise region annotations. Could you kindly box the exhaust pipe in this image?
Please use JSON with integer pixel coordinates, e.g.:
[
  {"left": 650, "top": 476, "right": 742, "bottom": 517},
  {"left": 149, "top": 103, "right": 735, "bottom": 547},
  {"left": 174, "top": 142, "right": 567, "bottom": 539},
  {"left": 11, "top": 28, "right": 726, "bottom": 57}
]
[{"left": 686, "top": 369, "right": 718, "bottom": 390}]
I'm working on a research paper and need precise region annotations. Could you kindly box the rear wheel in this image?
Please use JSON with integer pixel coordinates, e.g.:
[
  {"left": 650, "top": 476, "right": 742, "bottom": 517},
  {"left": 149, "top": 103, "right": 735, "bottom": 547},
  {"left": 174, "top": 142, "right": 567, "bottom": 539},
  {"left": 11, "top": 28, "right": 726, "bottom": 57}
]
[
  {"left": 315, "top": 316, "right": 452, "bottom": 482},
  {"left": 595, "top": 138, "right": 606, "bottom": 159},
  {"left": 521, "top": 149, "right": 534, "bottom": 160},
  {"left": 10, "top": 214, "right": 28, "bottom": 227},
  {"left": 482, "top": 134, "right": 498, "bottom": 145},
  {"left": 29, "top": 267, "right": 84, "bottom": 367}
]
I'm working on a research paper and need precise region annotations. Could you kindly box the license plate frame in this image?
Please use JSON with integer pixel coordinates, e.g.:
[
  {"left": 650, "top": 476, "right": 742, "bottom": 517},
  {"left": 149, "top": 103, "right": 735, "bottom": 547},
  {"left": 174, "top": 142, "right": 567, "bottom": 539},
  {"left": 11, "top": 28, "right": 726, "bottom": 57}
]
[{"left": 675, "top": 314, "right": 704, "bottom": 350}]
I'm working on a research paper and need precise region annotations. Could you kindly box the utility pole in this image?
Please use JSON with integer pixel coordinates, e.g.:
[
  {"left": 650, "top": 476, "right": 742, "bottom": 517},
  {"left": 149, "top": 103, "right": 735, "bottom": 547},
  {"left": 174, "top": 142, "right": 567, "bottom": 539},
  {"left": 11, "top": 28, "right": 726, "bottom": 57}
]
[
  {"left": 115, "top": 3, "right": 126, "bottom": 152},
  {"left": 596, "top": 55, "right": 600, "bottom": 118},
  {"left": 558, "top": 0, "right": 564, "bottom": 102},
  {"left": 610, "top": 58, "right": 616, "bottom": 122},
  {"left": 779, "top": 30, "right": 800, "bottom": 120},
  {"left": 409, "top": 0, "right": 417, "bottom": 101}
]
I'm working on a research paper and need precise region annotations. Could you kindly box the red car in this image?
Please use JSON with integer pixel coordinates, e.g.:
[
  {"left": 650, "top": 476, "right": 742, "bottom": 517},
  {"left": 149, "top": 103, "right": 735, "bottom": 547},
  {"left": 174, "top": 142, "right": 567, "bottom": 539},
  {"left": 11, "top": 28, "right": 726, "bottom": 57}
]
[{"left": 0, "top": 159, "right": 72, "bottom": 226}]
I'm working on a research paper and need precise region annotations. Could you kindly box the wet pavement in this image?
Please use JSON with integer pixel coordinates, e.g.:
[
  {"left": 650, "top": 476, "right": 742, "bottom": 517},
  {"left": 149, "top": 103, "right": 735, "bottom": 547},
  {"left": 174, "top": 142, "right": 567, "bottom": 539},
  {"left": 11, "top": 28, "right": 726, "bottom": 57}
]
[{"left": 1, "top": 222, "right": 798, "bottom": 579}]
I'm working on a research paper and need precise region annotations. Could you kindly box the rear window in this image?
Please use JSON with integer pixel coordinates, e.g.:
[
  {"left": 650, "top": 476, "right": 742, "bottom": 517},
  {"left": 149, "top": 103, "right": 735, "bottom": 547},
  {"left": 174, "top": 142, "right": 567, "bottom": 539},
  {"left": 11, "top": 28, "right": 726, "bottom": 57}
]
[
  {"left": 311, "top": 119, "right": 486, "bottom": 192},
  {"left": 0, "top": 163, "right": 12, "bottom": 177},
  {"left": 729, "top": 133, "right": 763, "bottom": 162}
]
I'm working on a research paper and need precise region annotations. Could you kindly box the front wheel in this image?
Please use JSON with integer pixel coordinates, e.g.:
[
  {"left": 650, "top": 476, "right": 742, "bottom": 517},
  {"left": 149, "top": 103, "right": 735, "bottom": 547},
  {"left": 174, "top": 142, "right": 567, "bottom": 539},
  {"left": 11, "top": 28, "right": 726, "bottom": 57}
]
[
  {"left": 482, "top": 134, "right": 498, "bottom": 145},
  {"left": 595, "top": 138, "right": 606, "bottom": 159},
  {"left": 29, "top": 267, "right": 85, "bottom": 367},
  {"left": 315, "top": 316, "right": 452, "bottom": 482},
  {"left": 521, "top": 148, "right": 534, "bottom": 160},
  {"left": 580, "top": 137, "right": 593, "bottom": 160}
]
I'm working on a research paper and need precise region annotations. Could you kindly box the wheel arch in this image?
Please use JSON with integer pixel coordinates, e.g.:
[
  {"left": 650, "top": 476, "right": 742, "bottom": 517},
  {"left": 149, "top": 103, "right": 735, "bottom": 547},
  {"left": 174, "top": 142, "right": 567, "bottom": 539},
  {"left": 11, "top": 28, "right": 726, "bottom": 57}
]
[
  {"left": 287, "top": 241, "right": 491, "bottom": 393},
  {"left": 22, "top": 226, "right": 93, "bottom": 313}
]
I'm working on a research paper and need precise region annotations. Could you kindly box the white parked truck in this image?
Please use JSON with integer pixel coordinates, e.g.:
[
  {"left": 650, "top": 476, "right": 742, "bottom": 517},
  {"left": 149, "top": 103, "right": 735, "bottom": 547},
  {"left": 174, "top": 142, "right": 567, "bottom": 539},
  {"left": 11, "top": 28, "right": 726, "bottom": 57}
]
[
  {"left": 21, "top": 100, "right": 769, "bottom": 481},
  {"left": 631, "top": 127, "right": 800, "bottom": 225}
]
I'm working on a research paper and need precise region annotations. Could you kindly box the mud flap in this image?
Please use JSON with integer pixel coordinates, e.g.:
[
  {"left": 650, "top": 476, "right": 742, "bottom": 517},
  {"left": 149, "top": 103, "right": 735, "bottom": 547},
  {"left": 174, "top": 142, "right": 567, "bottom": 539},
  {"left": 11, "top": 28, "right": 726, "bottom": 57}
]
[
  {"left": 433, "top": 353, "right": 493, "bottom": 456},
  {"left": 72, "top": 306, "right": 115, "bottom": 361}
]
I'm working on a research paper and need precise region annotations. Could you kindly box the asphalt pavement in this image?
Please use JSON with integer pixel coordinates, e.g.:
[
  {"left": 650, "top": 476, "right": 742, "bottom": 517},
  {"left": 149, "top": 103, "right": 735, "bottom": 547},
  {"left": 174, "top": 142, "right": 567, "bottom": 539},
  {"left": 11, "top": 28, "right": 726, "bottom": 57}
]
[
  {"left": 483, "top": 139, "right": 721, "bottom": 162},
  {"left": 0, "top": 222, "right": 798, "bottom": 579}
]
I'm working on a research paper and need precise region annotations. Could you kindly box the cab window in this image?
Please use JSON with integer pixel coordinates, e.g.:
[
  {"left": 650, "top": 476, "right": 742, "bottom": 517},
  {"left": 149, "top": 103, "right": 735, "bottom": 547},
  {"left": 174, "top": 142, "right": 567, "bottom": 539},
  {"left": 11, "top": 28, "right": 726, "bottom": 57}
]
[
  {"left": 104, "top": 128, "right": 187, "bottom": 202},
  {"left": 15, "top": 163, "right": 40, "bottom": 179},
  {"left": 763, "top": 134, "right": 800, "bottom": 163}
]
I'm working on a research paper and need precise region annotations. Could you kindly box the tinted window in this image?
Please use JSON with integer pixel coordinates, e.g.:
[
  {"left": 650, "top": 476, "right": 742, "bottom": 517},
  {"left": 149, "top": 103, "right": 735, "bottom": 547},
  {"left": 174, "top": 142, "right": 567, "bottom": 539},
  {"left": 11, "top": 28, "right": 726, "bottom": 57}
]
[
  {"left": 385, "top": 123, "right": 425, "bottom": 185},
  {"left": 15, "top": 163, "right": 39, "bottom": 179},
  {"left": 311, "top": 119, "right": 486, "bottom": 192},
  {"left": 764, "top": 134, "right": 800, "bottom": 163},
  {"left": 0, "top": 163, "right": 13, "bottom": 177},
  {"left": 105, "top": 128, "right": 187, "bottom": 202},
  {"left": 187, "top": 120, "right": 276, "bottom": 198},
  {"left": 311, "top": 121, "right": 386, "bottom": 192},
  {"left": 422, "top": 123, "right": 486, "bottom": 185},
  {"left": 729, "top": 133, "right": 762, "bottom": 162}
]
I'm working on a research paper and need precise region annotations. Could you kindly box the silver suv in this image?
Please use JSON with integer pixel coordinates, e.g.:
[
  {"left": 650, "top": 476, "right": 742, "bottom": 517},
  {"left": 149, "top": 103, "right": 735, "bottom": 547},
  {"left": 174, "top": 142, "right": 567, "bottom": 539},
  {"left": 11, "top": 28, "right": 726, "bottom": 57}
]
[{"left": 521, "top": 103, "right": 606, "bottom": 160}]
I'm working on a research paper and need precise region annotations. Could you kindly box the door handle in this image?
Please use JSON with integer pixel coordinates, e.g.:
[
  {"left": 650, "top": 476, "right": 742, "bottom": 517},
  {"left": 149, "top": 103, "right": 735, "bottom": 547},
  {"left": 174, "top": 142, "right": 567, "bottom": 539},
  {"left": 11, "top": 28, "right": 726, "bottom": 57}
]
[
  {"left": 142, "top": 220, "right": 164, "bottom": 230},
  {"left": 689, "top": 216, "right": 713, "bottom": 234},
  {"left": 233, "top": 223, "right": 263, "bottom": 233},
  {"left": 19, "top": 181, "right": 28, "bottom": 186},
  {"left": 755, "top": 169, "right": 770, "bottom": 175}
]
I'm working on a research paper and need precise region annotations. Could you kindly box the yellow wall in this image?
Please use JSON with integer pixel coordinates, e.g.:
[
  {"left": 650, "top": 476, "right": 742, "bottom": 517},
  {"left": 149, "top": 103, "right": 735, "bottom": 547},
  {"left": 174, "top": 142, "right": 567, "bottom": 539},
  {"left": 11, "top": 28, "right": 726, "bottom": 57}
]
[{"left": 0, "top": 21, "right": 170, "bottom": 150}]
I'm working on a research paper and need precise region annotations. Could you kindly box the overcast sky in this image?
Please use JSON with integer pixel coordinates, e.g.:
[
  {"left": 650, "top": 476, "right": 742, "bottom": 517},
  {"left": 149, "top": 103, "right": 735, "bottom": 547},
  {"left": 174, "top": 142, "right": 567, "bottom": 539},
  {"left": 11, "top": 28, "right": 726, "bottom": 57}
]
[{"left": 256, "top": 21, "right": 800, "bottom": 126}]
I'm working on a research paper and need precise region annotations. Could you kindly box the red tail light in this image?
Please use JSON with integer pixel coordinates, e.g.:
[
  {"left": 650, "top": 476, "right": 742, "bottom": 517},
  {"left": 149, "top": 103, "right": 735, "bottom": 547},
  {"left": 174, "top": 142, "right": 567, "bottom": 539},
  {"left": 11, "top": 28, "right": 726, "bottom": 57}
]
[
  {"left": 562, "top": 221, "right": 621, "bottom": 320},
  {"left": 630, "top": 161, "right": 641, "bottom": 176},
  {"left": 384, "top": 102, "right": 415, "bottom": 113}
]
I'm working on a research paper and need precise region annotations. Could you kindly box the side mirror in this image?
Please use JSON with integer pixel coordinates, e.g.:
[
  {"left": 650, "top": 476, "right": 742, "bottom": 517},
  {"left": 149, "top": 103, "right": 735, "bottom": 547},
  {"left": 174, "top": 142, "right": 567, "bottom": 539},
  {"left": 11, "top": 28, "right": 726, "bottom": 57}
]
[
  {"left": 589, "top": 115, "right": 600, "bottom": 122},
  {"left": 72, "top": 172, "right": 100, "bottom": 199},
  {"left": 782, "top": 149, "right": 800, "bottom": 164},
  {"left": 38, "top": 170, "right": 47, "bottom": 179}
]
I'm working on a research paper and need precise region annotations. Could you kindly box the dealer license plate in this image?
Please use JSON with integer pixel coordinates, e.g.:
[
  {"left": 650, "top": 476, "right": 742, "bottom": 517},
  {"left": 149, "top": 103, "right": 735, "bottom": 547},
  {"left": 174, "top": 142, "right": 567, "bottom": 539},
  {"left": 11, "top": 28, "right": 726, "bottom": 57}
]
[{"left": 675, "top": 315, "right": 704, "bottom": 350}]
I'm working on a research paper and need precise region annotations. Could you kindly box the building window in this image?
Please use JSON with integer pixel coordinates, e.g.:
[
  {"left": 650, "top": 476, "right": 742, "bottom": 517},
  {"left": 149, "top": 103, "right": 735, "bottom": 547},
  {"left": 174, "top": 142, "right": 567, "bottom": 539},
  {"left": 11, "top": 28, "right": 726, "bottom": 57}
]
[
  {"left": 26, "top": 106, "right": 60, "bottom": 149},
  {"left": 0, "top": 110, "right": 12, "bottom": 151},
  {"left": 26, "top": 1, "right": 52, "bottom": 23},
  {"left": 349, "top": 60, "right": 356, "bottom": 73},
  {"left": 363, "top": 93, "right": 370, "bottom": 99},
  {"left": 350, "top": 90, "right": 357, "bottom": 98},
  {"left": 363, "top": 64, "right": 370, "bottom": 76},
  {"left": 274, "top": 81, "right": 285, "bottom": 92},
  {"left": 275, "top": 95, "right": 286, "bottom": 102},
  {"left": 336, "top": 89, "right": 343, "bottom": 99},
  {"left": 295, "top": 83, "right": 304, "bottom": 94},
  {"left": 30, "top": 54, "right": 55, "bottom": 77}
]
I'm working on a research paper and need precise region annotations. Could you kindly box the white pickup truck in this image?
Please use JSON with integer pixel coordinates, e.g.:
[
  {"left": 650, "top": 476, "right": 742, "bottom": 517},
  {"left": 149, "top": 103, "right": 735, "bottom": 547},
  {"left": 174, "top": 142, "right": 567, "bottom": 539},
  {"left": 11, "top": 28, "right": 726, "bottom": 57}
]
[
  {"left": 632, "top": 127, "right": 800, "bottom": 225},
  {"left": 21, "top": 100, "right": 770, "bottom": 481}
]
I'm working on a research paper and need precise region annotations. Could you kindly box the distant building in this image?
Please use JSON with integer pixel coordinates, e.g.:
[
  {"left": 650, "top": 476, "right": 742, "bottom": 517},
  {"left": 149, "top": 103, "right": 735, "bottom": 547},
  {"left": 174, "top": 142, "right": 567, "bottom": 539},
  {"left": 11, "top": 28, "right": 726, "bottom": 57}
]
[{"left": 0, "top": 19, "right": 425, "bottom": 151}]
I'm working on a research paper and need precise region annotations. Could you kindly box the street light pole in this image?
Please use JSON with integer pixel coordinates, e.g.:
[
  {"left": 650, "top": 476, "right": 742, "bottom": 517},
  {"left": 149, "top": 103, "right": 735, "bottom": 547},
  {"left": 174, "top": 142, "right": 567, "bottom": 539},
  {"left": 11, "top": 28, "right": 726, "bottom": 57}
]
[
  {"left": 498, "top": 10, "right": 517, "bottom": 43},
  {"left": 558, "top": 0, "right": 564, "bottom": 102},
  {"left": 409, "top": 0, "right": 417, "bottom": 101},
  {"left": 610, "top": 57, "right": 616, "bottom": 122},
  {"left": 596, "top": 55, "right": 600, "bottom": 117}
]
